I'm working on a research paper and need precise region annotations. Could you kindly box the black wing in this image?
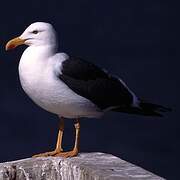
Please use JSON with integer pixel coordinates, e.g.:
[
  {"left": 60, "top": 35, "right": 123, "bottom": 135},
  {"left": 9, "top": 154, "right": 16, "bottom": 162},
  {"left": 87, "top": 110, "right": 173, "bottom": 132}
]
[{"left": 59, "top": 56, "right": 133, "bottom": 110}]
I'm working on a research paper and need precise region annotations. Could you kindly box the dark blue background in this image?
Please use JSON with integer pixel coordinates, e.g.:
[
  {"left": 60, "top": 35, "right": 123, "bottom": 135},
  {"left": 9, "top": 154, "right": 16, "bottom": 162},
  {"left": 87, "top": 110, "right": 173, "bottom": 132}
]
[{"left": 0, "top": 0, "right": 178, "bottom": 179}]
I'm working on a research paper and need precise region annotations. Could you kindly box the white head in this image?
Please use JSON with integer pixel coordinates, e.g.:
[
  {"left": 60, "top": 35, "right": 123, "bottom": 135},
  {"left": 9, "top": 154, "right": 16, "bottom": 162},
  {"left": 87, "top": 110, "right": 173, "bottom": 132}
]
[{"left": 6, "top": 22, "right": 58, "bottom": 50}]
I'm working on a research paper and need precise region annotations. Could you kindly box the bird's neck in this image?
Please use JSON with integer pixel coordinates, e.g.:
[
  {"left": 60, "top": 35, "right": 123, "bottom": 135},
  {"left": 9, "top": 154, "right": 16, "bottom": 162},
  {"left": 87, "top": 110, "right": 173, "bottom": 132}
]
[
  {"left": 19, "top": 45, "right": 58, "bottom": 74},
  {"left": 24, "top": 44, "right": 57, "bottom": 60}
]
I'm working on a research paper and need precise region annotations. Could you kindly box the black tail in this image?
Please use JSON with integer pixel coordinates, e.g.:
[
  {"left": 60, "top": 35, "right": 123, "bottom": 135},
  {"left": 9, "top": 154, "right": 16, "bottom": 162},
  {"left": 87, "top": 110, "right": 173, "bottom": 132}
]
[
  {"left": 138, "top": 102, "right": 172, "bottom": 117},
  {"left": 112, "top": 102, "right": 172, "bottom": 117}
]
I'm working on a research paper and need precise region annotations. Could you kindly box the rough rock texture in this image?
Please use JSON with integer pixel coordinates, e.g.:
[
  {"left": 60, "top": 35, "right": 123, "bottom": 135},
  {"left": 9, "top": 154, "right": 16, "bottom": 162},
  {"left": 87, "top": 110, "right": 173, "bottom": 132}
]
[{"left": 0, "top": 153, "right": 164, "bottom": 180}]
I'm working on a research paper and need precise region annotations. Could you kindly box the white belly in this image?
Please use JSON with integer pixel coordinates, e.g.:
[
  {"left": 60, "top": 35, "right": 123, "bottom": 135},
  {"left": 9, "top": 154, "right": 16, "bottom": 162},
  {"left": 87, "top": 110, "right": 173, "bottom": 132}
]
[{"left": 18, "top": 51, "right": 102, "bottom": 118}]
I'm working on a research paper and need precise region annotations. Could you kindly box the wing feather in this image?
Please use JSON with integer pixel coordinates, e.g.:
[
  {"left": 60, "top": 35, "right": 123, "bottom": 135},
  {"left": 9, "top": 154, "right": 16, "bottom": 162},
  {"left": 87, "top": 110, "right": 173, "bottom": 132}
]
[{"left": 59, "top": 56, "right": 133, "bottom": 110}]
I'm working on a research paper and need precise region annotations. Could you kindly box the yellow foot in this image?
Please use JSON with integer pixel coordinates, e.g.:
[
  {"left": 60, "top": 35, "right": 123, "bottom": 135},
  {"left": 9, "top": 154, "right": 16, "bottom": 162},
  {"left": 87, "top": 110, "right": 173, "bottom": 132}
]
[
  {"left": 55, "top": 149, "right": 78, "bottom": 158},
  {"left": 32, "top": 149, "right": 63, "bottom": 158}
]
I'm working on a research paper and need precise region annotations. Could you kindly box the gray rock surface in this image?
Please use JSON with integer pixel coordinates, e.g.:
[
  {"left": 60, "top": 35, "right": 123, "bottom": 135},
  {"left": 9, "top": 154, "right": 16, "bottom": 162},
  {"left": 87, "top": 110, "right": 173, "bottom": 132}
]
[{"left": 0, "top": 153, "right": 165, "bottom": 180}]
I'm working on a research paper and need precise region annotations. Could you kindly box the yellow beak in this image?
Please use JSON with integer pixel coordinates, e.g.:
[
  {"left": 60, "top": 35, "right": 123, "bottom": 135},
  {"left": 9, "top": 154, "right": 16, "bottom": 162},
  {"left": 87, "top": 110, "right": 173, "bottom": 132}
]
[{"left": 6, "top": 37, "right": 25, "bottom": 51}]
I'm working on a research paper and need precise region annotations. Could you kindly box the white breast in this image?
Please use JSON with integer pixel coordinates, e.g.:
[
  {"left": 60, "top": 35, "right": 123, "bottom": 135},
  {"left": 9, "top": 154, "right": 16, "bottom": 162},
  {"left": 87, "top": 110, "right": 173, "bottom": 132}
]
[{"left": 18, "top": 47, "right": 102, "bottom": 118}]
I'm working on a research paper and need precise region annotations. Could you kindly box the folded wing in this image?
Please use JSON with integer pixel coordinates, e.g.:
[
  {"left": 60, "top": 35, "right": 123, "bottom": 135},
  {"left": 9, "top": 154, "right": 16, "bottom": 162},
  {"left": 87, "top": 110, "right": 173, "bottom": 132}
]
[{"left": 58, "top": 56, "right": 134, "bottom": 110}]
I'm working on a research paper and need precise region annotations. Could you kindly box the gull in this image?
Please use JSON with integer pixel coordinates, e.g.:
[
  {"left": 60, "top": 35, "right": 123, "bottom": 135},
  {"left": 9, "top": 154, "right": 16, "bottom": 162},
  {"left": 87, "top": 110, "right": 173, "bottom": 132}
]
[{"left": 6, "top": 22, "right": 171, "bottom": 158}]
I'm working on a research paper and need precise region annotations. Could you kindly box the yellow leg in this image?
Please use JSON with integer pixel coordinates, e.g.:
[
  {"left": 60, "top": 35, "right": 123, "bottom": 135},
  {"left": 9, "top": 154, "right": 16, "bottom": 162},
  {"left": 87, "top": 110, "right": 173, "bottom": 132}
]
[
  {"left": 55, "top": 117, "right": 64, "bottom": 152},
  {"left": 33, "top": 117, "right": 64, "bottom": 157},
  {"left": 55, "top": 119, "right": 80, "bottom": 158}
]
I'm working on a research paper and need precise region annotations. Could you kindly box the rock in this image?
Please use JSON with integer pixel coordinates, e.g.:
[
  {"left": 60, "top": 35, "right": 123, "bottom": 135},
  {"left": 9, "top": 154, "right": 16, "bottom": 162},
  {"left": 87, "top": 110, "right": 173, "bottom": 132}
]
[{"left": 0, "top": 152, "right": 164, "bottom": 180}]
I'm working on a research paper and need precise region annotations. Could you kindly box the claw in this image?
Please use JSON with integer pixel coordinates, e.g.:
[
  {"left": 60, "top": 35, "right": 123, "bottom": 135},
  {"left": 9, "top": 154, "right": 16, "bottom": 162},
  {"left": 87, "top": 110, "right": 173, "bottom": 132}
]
[
  {"left": 32, "top": 149, "right": 62, "bottom": 158},
  {"left": 55, "top": 149, "right": 78, "bottom": 158}
]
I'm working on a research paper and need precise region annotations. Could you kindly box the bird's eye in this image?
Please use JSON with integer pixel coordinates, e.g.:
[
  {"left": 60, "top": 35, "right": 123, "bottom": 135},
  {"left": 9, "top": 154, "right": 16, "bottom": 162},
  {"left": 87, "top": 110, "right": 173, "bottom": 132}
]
[{"left": 32, "top": 30, "right": 38, "bottom": 34}]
